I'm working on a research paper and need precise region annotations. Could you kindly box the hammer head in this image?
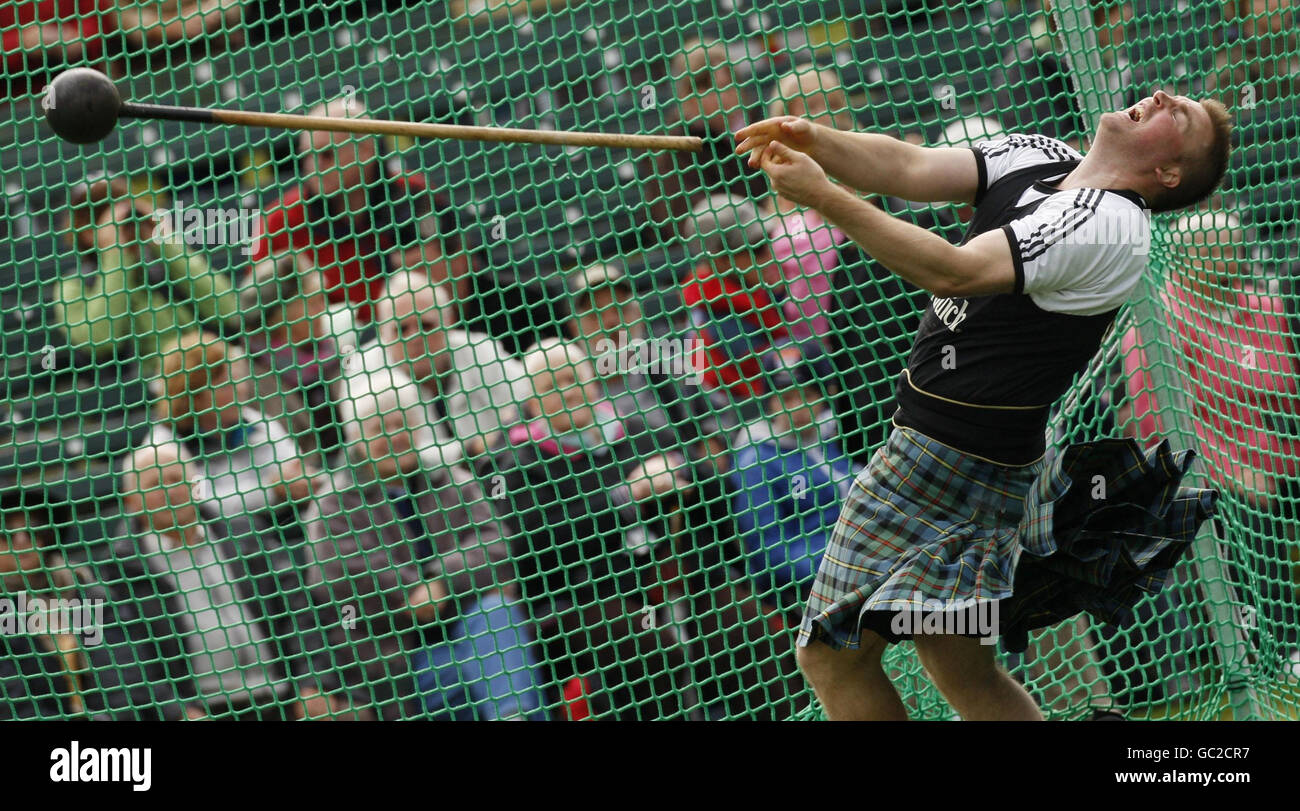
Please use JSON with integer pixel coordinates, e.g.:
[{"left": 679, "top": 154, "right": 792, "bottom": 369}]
[{"left": 44, "top": 68, "right": 122, "bottom": 144}]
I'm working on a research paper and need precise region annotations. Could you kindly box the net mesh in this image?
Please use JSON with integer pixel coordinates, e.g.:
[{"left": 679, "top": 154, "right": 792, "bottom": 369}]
[{"left": 1, "top": 0, "right": 1297, "bottom": 721}]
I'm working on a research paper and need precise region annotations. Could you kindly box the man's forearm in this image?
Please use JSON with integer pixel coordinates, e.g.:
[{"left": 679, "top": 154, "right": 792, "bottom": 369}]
[
  {"left": 808, "top": 126, "right": 977, "bottom": 204},
  {"left": 810, "top": 128, "right": 924, "bottom": 198},
  {"left": 814, "top": 184, "right": 965, "bottom": 296}
]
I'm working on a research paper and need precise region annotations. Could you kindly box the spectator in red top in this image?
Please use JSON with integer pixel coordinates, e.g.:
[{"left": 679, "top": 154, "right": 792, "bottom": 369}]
[
  {"left": 1120, "top": 208, "right": 1300, "bottom": 669},
  {"left": 677, "top": 195, "right": 808, "bottom": 467},
  {"left": 682, "top": 194, "right": 802, "bottom": 401},
  {"left": 242, "top": 96, "right": 470, "bottom": 327},
  {"left": 2, "top": 0, "right": 114, "bottom": 97}
]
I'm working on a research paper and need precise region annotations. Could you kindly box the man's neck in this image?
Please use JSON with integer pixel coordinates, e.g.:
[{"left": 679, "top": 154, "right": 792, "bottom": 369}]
[{"left": 1055, "top": 150, "right": 1136, "bottom": 197}]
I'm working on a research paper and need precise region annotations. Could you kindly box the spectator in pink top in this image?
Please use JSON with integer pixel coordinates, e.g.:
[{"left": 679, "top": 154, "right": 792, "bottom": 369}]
[
  {"left": 1120, "top": 210, "right": 1299, "bottom": 503},
  {"left": 761, "top": 66, "right": 856, "bottom": 341},
  {"left": 1119, "top": 208, "right": 1300, "bottom": 673}
]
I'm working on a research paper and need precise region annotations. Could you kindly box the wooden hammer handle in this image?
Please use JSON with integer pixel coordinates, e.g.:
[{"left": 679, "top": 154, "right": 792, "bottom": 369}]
[{"left": 119, "top": 101, "right": 702, "bottom": 152}]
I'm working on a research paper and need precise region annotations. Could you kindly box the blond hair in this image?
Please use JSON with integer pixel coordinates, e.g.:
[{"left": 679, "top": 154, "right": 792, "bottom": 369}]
[{"left": 337, "top": 366, "right": 436, "bottom": 459}]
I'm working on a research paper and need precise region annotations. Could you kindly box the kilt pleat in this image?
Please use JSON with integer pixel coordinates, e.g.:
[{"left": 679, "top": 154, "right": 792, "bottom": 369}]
[{"left": 1000, "top": 438, "right": 1218, "bottom": 652}]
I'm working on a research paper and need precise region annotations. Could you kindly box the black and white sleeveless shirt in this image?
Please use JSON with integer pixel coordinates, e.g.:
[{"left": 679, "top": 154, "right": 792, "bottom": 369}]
[{"left": 892, "top": 134, "right": 1151, "bottom": 465}]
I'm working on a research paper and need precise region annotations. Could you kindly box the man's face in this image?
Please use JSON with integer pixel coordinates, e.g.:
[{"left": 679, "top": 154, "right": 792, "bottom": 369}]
[
  {"left": 532, "top": 363, "right": 597, "bottom": 432},
  {"left": 360, "top": 406, "right": 424, "bottom": 481},
  {"left": 301, "top": 130, "right": 376, "bottom": 203},
  {"left": 126, "top": 456, "right": 199, "bottom": 535},
  {"left": 1099, "top": 90, "right": 1213, "bottom": 193},
  {"left": 0, "top": 514, "right": 42, "bottom": 594},
  {"left": 380, "top": 285, "right": 447, "bottom": 384}
]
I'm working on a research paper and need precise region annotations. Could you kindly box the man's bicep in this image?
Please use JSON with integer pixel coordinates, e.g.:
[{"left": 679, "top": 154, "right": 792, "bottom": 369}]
[
  {"left": 901, "top": 145, "right": 981, "bottom": 204},
  {"left": 1002, "top": 194, "right": 1146, "bottom": 313},
  {"left": 946, "top": 229, "right": 1017, "bottom": 297}
]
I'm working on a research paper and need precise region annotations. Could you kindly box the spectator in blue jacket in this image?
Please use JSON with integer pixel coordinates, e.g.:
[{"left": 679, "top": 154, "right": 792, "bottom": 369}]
[{"left": 729, "top": 341, "right": 859, "bottom": 615}]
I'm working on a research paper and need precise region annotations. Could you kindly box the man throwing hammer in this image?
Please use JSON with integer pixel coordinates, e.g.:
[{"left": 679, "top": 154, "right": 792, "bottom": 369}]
[{"left": 734, "top": 91, "right": 1230, "bottom": 720}]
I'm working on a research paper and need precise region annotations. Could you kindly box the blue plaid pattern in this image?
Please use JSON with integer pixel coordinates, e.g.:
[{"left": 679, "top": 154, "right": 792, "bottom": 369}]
[{"left": 797, "top": 426, "right": 1217, "bottom": 653}]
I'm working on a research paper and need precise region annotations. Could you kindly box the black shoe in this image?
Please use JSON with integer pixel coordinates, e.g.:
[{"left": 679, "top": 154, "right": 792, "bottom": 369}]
[{"left": 1089, "top": 709, "right": 1127, "bottom": 721}]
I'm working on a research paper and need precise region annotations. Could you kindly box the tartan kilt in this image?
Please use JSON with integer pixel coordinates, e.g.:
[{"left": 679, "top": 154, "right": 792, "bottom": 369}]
[{"left": 796, "top": 425, "right": 1217, "bottom": 654}]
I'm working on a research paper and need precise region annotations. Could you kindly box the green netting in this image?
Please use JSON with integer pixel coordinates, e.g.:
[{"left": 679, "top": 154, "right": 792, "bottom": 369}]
[{"left": 1, "top": 0, "right": 1297, "bottom": 721}]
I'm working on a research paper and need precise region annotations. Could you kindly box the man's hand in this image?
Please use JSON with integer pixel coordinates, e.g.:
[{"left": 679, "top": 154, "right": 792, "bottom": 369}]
[
  {"left": 407, "top": 579, "right": 451, "bottom": 626},
  {"left": 626, "top": 454, "right": 694, "bottom": 504},
  {"left": 734, "top": 116, "right": 821, "bottom": 168},
  {"left": 757, "top": 141, "right": 835, "bottom": 209}
]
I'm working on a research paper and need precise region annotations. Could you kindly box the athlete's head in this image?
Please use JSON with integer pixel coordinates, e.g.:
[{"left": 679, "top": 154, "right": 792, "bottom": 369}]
[{"left": 1095, "top": 90, "right": 1232, "bottom": 213}]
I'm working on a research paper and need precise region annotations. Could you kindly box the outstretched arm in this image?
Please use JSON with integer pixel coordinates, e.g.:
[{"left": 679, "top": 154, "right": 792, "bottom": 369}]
[
  {"left": 151, "top": 236, "right": 240, "bottom": 331},
  {"left": 735, "top": 116, "right": 980, "bottom": 204},
  {"left": 52, "top": 247, "right": 136, "bottom": 356},
  {"left": 757, "top": 140, "right": 1014, "bottom": 298}
]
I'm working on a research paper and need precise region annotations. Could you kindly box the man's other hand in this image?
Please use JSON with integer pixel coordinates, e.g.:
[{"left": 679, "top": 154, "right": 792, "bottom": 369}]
[{"left": 758, "top": 140, "right": 833, "bottom": 209}]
